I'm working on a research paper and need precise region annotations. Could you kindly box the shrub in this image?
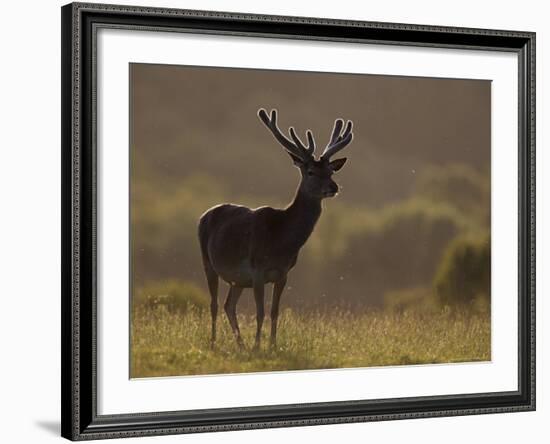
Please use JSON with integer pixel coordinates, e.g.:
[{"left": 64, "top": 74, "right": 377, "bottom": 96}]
[
  {"left": 133, "top": 279, "right": 209, "bottom": 313},
  {"left": 414, "top": 164, "right": 490, "bottom": 229},
  {"left": 433, "top": 235, "right": 490, "bottom": 308},
  {"left": 384, "top": 287, "right": 438, "bottom": 313},
  {"left": 317, "top": 199, "right": 461, "bottom": 307}
]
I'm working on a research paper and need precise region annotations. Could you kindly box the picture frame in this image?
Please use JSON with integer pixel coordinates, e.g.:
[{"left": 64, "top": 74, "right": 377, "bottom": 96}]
[{"left": 61, "top": 2, "right": 536, "bottom": 440}]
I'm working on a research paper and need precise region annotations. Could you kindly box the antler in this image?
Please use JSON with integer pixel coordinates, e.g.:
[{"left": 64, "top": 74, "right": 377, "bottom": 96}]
[
  {"left": 258, "top": 109, "right": 315, "bottom": 161},
  {"left": 320, "top": 119, "right": 353, "bottom": 161}
]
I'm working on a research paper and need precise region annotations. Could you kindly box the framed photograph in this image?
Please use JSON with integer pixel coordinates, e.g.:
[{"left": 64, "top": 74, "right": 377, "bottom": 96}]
[{"left": 61, "top": 2, "right": 536, "bottom": 440}]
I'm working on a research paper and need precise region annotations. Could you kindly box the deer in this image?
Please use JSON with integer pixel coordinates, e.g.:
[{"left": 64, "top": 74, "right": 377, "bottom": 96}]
[{"left": 198, "top": 108, "right": 354, "bottom": 351}]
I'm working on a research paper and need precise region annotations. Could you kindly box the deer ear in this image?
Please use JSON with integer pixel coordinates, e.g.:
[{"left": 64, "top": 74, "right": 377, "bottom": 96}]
[
  {"left": 329, "top": 157, "right": 347, "bottom": 172},
  {"left": 286, "top": 150, "right": 305, "bottom": 167}
]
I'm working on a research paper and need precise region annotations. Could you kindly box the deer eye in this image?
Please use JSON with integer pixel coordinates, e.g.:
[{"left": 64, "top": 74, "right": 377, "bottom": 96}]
[{"left": 307, "top": 171, "right": 314, "bottom": 176}]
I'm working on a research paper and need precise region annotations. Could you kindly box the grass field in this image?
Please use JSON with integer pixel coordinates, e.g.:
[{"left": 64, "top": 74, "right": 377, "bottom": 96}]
[{"left": 130, "top": 306, "right": 490, "bottom": 378}]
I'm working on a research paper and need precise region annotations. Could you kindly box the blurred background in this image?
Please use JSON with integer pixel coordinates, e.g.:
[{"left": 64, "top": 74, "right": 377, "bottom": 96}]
[{"left": 130, "top": 63, "right": 491, "bottom": 314}]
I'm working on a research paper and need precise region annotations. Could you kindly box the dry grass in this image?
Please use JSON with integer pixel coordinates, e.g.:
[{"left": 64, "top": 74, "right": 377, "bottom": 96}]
[{"left": 131, "top": 306, "right": 490, "bottom": 378}]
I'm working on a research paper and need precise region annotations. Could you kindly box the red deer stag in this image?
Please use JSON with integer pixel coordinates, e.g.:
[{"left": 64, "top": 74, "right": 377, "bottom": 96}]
[{"left": 198, "top": 108, "right": 354, "bottom": 350}]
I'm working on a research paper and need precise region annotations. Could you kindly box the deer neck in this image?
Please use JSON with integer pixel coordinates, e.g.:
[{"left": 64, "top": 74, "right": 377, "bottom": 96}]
[{"left": 283, "top": 185, "right": 322, "bottom": 251}]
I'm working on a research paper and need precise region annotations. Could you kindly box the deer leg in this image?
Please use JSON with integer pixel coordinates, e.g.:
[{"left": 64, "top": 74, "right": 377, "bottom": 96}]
[
  {"left": 224, "top": 285, "right": 244, "bottom": 349},
  {"left": 253, "top": 282, "right": 265, "bottom": 351},
  {"left": 204, "top": 262, "right": 219, "bottom": 348},
  {"left": 270, "top": 277, "right": 287, "bottom": 349}
]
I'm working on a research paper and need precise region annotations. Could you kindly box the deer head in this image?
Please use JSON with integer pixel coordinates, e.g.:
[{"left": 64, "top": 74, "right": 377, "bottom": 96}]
[{"left": 258, "top": 108, "right": 354, "bottom": 199}]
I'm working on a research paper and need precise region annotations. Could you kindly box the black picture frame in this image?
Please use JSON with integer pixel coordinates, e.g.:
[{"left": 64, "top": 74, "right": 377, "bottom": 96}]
[{"left": 61, "top": 2, "right": 536, "bottom": 440}]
